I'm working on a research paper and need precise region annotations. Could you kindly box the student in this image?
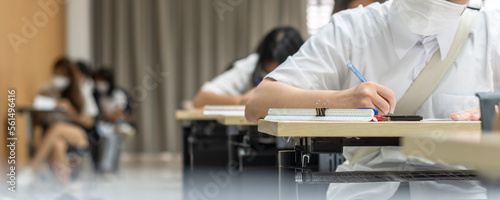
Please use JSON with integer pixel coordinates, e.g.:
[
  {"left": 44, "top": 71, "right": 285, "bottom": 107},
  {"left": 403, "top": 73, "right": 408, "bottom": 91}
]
[
  {"left": 332, "top": 0, "right": 386, "bottom": 14},
  {"left": 193, "top": 26, "right": 304, "bottom": 108},
  {"left": 93, "top": 68, "right": 134, "bottom": 175},
  {"left": 246, "top": 0, "right": 499, "bottom": 199},
  {"left": 19, "top": 58, "right": 99, "bottom": 187}
]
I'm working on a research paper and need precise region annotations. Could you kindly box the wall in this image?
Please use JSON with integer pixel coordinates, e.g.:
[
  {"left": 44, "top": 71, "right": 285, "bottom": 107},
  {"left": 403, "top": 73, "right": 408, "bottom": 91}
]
[
  {"left": 66, "top": 0, "right": 92, "bottom": 62},
  {"left": 0, "top": 0, "right": 66, "bottom": 178}
]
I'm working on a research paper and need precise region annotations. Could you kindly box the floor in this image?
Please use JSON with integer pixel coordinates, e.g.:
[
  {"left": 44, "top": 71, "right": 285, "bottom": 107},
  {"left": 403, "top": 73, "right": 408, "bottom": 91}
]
[{"left": 0, "top": 153, "right": 182, "bottom": 200}]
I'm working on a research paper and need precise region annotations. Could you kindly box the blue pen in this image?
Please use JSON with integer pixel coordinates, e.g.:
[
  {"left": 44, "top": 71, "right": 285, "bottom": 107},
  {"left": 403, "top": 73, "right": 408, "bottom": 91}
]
[{"left": 347, "top": 61, "right": 367, "bottom": 82}]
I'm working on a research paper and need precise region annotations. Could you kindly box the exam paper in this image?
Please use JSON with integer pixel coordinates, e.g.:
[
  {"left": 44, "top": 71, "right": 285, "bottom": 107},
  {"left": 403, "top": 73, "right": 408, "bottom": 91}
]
[
  {"left": 33, "top": 95, "right": 57, "bottom": 110},
  {"left": 422, "top": 118, "right": 454, "bottom": 121},
  {"left": 203, "top": 105, "right": 245, "bottom": 116}
]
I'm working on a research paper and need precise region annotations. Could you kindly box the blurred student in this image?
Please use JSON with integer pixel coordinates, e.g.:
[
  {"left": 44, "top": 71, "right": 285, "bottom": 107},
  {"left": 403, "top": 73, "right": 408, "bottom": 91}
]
[
  {"left": 93, "top": 68, "right": 135, "bottom": 175},
  {"left": 193, "top": 26, "right": 304, "bottom": 108},
  {"left": 19, "top": 58, "right": 99, "bottom": 187},
  {"left": 333, "top": 0, "right": 387, "bottom": 14}
]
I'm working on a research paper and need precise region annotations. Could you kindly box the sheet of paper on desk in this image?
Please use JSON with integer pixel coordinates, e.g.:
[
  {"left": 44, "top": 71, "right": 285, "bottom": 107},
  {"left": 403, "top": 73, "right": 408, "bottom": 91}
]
[
  {"left": 203, "top": 105, "right": 245, "bottom": 116},
  {"left": 264, "top": 108, "right": 376, "bottom": 121},
  {"left": 422, "top": 118, "right": 453, "bottom": 121},
  {"left": 33, "top": 95, "right": 57, "bottom": 110}
]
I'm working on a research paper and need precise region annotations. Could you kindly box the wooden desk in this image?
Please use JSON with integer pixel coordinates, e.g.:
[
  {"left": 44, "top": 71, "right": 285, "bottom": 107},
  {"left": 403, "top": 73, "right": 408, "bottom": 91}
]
[
  {"left": 258, "top": 120, "right": 481, "bottom": 137},
  {"left": 403, "top": 132, "right": 500, "bottom": 179},
  {"left": 257, "top": 119, "right": 482, "bottom": 200},
  {"left": 175, "top": 109, "right": 220, "bottom": 120},
  {"left": 175, "top": 109, "right": 254, "bottom": 125}
]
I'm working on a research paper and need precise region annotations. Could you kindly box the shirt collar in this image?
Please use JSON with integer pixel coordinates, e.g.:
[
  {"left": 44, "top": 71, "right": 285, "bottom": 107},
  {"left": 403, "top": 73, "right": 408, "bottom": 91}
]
[
  {"left": 435, "top": 23, "right": 459, "bottom": 61},
  {"left": 388, "top": 1, "right": 459, "bottom": 61}
]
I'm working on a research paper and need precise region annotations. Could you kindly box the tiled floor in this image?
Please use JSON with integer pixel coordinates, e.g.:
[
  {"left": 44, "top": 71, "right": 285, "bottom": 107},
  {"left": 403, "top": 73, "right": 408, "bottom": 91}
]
[{"left": 0, "top": 153, "right": 182, "bottom": 200}]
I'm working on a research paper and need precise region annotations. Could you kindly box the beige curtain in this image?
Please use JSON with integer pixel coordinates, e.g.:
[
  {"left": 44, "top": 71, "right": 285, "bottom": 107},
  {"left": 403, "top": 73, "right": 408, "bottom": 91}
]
[{"left": 92, "top": 0, "right": 307, "bottom": 153}]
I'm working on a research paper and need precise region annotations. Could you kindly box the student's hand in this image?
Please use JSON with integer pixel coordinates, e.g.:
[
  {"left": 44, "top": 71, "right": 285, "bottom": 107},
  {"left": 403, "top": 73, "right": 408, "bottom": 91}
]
[
  {"left": 451, "top": 106, "right": 500, "bottom": 121},
  {"left": 57, "top": 99, "right": 77, "bottom": 116},
  {"left": 240, "top": 88, "right": 256, "bottom": 105},
  {"left": 335, "top": 82, "right": 396, "bottom": 115},
  {"left": 449, "top": 108, "right": 481, "bottom": 121}
]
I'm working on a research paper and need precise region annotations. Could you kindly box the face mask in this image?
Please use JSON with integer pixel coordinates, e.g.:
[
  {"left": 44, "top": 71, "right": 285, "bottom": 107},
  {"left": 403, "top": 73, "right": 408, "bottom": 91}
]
[
  {"left": 396, "top": 0, "right": 467, "bottom": 36},
  {"left": 52, "top": 75, "right": 70, "bottom": 91},
  {"left": 96, "top": 82, "right": 110, "bottom": 93}
]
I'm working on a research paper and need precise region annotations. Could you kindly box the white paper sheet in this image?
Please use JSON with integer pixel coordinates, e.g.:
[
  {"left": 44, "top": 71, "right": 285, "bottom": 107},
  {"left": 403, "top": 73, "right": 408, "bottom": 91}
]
[{"left": 33, "top": 95, "right": 57, "bottom": 110}]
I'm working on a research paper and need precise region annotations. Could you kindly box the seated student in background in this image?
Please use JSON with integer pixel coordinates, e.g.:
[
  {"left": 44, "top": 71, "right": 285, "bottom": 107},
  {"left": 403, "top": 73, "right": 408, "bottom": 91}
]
[
  {"left": 19, "top": 58, "right": 99, "bottom": 187},
  {"left": 193, "top": 26, "right": 304, "bottom": 108},
  {"left": 93, "top": 68, "right": 135, "bottom": 176},
  {"left": 332, "top": 0, "right": 386, "bottom": 14},
  {"left": 246, "top": 0, "right": 499, "bottom": 199}
]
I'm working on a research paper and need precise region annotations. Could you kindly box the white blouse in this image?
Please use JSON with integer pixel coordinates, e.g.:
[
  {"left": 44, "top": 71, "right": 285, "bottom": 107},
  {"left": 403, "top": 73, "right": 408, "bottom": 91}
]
[{"left": 201, "top": 53, "right": 259, "bottom": 95}]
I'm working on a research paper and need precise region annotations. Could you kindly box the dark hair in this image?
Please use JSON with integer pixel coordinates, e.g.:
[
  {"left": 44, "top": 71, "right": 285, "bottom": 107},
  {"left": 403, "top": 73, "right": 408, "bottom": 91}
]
[
  {"left": 332, "top": 0, "right": 386, "bottom": 14},
  {"left": 76, "top": 61, "right": 92, "bottom": 77},
  {"left": 54, "top": 57, "right": 83, "bottom": 113},
  {"left": 93, "top": 68, "right": 115, "bottom": 96},
  {"left": 251, "top": 26, "right": 304, "bottom": 86}
]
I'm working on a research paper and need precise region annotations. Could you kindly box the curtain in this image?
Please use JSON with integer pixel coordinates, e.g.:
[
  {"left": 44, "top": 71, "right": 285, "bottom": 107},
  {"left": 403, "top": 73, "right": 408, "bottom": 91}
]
[{"left": 92, "top": 0, "right": 307, "bottom": 153}]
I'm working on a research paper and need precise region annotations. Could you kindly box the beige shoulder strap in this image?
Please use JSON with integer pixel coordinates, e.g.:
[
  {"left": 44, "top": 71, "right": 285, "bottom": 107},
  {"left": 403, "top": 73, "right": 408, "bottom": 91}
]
[{"left": 394, "top": 9, "right": 479, "bottom": 115}]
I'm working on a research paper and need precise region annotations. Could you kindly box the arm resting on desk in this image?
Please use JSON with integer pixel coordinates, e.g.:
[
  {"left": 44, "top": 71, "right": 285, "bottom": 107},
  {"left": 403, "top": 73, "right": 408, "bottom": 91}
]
[{"left": 245, "top": 79, "right": 396, "bottom": 123}]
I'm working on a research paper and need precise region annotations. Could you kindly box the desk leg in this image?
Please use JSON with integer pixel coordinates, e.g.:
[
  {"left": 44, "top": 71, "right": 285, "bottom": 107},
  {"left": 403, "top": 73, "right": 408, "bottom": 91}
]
[
  {"left": 226, "top": 125, "right": 239, "bottom": 173},
  {"left": 279, "top": 150, "right": 298, "bottom": 200},
  {"left": 183, "top": 126, "right": 196, "bottom": 200},
  {"left": 226, "top": 125, "right": 240, "bottom": 200},
  {"left": 26, "top": 112, "right": 33, "bottom": 156}
]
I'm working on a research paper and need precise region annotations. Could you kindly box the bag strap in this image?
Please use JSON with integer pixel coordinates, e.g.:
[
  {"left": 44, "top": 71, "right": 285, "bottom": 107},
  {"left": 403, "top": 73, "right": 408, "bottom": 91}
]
[{"left": 394, "top": 9, "right": 479, "bottom": 115}]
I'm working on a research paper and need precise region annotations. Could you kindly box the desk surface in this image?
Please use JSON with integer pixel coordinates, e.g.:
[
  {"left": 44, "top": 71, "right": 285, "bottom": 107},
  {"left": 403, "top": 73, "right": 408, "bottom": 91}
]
[
  {"left": 258, "top": 119, "right": 481, "bottom": 137},
  {"left": 175, "top": 110, "right": 254, "bottom": 125},
  {"left": 175, "top": 109, "right": 220, "bottom": 120},
  {"left": 402, "top": 132, "right": 500, "bottom": 178}
]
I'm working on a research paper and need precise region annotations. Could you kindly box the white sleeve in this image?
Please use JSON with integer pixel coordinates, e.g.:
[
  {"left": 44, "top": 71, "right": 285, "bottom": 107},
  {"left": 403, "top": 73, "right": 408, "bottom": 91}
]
[
  {"left": 81, "top": 80, "right": 99, "bottom": 117},
  {"left": 495, "top": 30, "right": 500, "bottom": 92},
  {"left": 201, "top": 54, "right": 258, "bottom": 95},
  {"left": 266, "top": 16, "right": 352, "bottom": 91},
  {"left": 488, "top": 8, "right": 500, "bottom": 92}
]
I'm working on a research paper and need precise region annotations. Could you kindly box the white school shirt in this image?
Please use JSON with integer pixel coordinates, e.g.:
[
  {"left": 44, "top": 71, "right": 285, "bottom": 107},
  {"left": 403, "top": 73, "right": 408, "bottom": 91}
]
[
  {"left": 201, "top": 53, "right": 259, "bottom": 95},
  {"left": 99, "top": 89, "right": 128, "bottom": 114},
  {"left": 267, "top": 1, "right": 500, "bottom": 199},
  {"left": 80, "top": 78, "right": 99, "bottom": 117},
  {"left": 40, "top": 78, "right": 99, "bottom": 125}
]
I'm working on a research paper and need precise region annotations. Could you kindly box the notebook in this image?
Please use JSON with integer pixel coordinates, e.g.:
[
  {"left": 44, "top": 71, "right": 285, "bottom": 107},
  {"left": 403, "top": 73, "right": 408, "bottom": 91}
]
[
  {"left": 203, "top": 105, "right": 246, "bottom": 116},
  {"left": 264, "top": 108, "right": 377, "bottom": 121}
]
